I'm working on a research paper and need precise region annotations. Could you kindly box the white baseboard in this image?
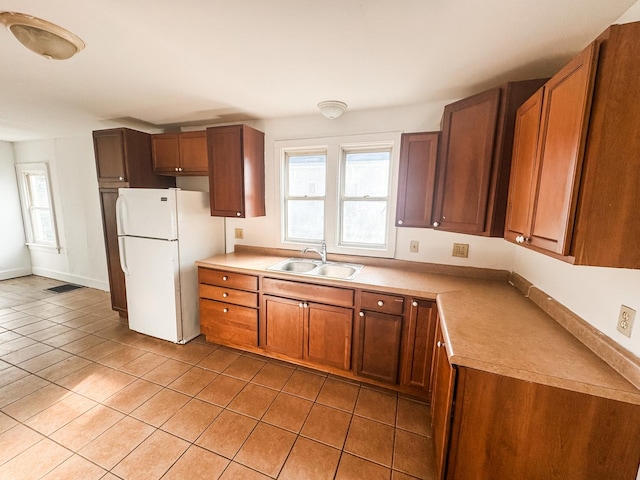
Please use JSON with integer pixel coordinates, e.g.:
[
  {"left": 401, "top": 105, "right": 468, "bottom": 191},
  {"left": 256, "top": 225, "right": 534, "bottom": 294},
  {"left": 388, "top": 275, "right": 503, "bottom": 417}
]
[
  {"left": 30, "top": 267, "right": 110, "bottom": 292},
  {"left": 0, "top": 267, "right": 33, "bottom": 281}
]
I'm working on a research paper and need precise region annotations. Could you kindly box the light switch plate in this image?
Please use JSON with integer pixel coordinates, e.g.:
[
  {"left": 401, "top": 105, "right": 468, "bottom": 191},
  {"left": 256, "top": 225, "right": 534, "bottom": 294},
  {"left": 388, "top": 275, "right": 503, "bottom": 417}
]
[
  {"left": 452, "top": 243, "right": 469, "bottom": 258},
  {"left": 234, "top": 228, "right": 244, "bottom": 239}
]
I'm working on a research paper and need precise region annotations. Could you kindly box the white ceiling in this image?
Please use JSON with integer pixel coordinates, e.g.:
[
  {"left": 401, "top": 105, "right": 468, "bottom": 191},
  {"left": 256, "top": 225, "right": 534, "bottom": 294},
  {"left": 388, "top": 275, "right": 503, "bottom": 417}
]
[{"left": 0, "top": 0, "right": 635, "bottom": 141}]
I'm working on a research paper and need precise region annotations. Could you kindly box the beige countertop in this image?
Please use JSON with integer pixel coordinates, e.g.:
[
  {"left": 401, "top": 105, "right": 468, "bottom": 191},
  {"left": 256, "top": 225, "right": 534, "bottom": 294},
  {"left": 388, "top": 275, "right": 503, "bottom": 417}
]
[{"left": 196, "top": 249, "right": 640, "bottom": 405}]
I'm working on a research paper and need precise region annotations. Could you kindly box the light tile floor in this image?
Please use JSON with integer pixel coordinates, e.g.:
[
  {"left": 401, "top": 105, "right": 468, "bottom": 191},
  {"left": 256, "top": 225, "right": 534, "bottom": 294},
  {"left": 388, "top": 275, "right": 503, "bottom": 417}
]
[{"left": 0, "top": 276, "right": 436, "bottom": 479}]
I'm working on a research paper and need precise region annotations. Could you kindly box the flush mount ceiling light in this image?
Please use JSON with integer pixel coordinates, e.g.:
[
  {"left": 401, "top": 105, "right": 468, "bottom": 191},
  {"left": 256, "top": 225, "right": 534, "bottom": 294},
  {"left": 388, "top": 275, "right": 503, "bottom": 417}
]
[
  {"left": 0, "top": 11, "right": 85, "bottom": 60},
  {"left": 318, "top": 100, "right": 347, "bottom": 119}
]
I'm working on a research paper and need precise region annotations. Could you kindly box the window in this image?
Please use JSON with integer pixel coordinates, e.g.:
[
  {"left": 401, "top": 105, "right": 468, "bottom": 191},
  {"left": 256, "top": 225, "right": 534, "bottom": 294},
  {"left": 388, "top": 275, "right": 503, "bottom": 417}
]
[
  {"left": 277, "top": 133, "right": 400, "bottom": 257},
  {"left": 15, "top": 163, "right": 60, "bottom": 252}
]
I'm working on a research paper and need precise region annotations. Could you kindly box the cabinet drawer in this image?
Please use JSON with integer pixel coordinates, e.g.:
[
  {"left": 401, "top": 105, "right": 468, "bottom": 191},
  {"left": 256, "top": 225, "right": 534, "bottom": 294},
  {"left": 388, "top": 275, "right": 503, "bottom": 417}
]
[
  {"left": 262, "top": 277, "right": 354, "bottom": 307},
  {"left": 198, "top": 268, "right": 258, "bottom": 291},
  {"left": 199, "top": 299, "right": 257, "bottom": 347},
  {"left": 360, "top": 291, "right": 404, "bottom": 315},
  {"left": 199, "top": 284, "right": 258, "bottom": 307}
]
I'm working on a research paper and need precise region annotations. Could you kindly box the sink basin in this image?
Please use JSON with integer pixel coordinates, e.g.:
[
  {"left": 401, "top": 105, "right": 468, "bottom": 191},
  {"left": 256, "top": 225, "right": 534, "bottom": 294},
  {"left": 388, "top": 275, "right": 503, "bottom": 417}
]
[
  {"left": 266, "top": 258, "right": 363, "bottom": 280},
  {"left": 314, "top": 264, "right": 358, "bottom": 279}
]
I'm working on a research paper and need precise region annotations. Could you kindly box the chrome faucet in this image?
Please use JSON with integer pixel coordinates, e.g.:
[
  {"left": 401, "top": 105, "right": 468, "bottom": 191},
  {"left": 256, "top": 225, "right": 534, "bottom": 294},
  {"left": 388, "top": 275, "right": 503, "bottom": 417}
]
[{"left": 302, "top": 241, "right": 327, "bottom": 264}]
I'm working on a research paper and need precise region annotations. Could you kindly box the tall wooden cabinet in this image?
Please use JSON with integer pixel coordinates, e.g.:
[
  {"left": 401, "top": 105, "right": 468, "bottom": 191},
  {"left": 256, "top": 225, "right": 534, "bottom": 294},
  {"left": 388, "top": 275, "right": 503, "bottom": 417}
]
[
  {"left": 506, "top": 22, "right": 640, "bottom": 268},
  {"left": 93, "top": 128, "right": 175, "bottom": 316},
  {"left": 207, "top": 124, "right": 265, "bottom": 218},
  {"left": 395, "top": 132, "right": 439, "bottom": 228},
  {"left": 432, "top": 79, "right": 546, "bottom": 236}
]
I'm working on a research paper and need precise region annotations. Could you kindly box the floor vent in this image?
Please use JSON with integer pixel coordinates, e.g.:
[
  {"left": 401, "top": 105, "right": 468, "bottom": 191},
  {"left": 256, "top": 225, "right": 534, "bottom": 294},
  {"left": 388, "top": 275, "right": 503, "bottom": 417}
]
[{"left": 46, "top": 284, "right": 84, "bottom": 294}]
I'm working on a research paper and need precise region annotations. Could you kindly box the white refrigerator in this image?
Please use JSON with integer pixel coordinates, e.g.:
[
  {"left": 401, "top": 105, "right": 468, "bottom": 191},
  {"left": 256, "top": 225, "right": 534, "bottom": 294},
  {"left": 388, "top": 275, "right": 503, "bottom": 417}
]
[{"left": 116, "top": 188, "right": 224, "bottom": 343}]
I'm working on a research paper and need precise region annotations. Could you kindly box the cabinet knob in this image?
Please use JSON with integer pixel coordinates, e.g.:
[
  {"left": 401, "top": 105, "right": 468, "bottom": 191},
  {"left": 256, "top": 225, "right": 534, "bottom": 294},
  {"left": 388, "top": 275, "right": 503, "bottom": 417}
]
[
  {"left": 179, "top": 167, "right": 183, "bottom": 172},
  {"left": 303, "top": 302, "right": 308, "bottom": 309},
  {"left": 398, "top": 220, "right": 403, "bottom": 225},
  {"left": 359, "top": 311, "right": 364, "bottom": 317},
  {"left": 437, "top": 341, "right": 443, "bottom": 348},
  {"left": 236, "top": 212, "right": 242, "bottom": 217},
  {"left": 222, "top": 293, "right": 228, "bottom": 298},
  {"left": 377, "top": 300, "right": 384, "bottom": 307},
  {"left": 175, "top": 167, "right": 179, "bottom": 172},
  {"left": 299, "top": 303, "right": 304, "bottom": 308},
  {"left": 118, "top": 176, "right": 124, "bottom": 181},
  {"left": 222, "top": 276, "right": 228, "bottom": 281},
  {"left": 223, "top": 308, "right": 229, "bottom": 313},
  {"left": 433, "top": 221, "right": 439, "bottom": 227},
  {"left": 412, "top": 301, "right": 418, "bottom": 307}
]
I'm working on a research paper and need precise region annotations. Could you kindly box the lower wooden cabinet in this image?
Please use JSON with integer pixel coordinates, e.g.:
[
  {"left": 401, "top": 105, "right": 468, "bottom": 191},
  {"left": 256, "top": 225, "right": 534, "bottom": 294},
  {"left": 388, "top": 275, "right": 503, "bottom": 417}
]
[
  {"left": 354, "top": 310, "right": 403, "bottom": 383},
  {"left": 260, "top": 291, "right": 353, "bottom": 371},
  {"left": 430, "top": 324, "right": 640, "bottom": 480},
  {"left": 198, "top": 268, "right": 259, "bottom": 348},
  {"left": 400, "top": 299, "right": 438, "bottom": 394}
]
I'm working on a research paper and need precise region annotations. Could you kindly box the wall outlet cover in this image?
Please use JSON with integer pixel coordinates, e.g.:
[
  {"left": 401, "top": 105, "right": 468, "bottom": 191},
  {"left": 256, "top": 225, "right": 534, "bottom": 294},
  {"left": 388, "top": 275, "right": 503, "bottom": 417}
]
[
  {"left": 410, "top": 240, "right": 419, "bottom": 253},
  {"left": 452, "top": 243, "right": 469, "bottom": 258},
  {"left": 234, "top": 228, "right": 244, "bottom": 239},
  {"left": 617, "top": 305, "right": 635, "bottom": 338}
]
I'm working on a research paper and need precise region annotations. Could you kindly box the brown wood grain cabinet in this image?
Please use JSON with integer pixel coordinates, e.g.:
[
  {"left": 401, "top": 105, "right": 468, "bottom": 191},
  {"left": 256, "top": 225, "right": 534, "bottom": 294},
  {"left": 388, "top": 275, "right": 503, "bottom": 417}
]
[
  {"left": 260, "top": 277, "right": 353, "bottom": 371},
  {"left": 395, "top": 132, "right": 439, "bottom": 228},
  {"left": 431, "top": 324, "right": 640, "bottom": 480},
  {"left": 207, "top": 124, "right": 265, "bottom": 218},
  {"left": 151, "top": 131, "right": 208, "bottom": 176},
  {"left": 399, "top": 299, "right": 438, "bottom": 394},
  {"left": 93, "top": 128, "right": 175, "bottom": 316},
  {"left": 198, "top": 268, "right": 259, "bottom": 348},
  {"left": 432, "top": 79, "right": 546, "bottom": 236},
  {"left": 354, "top": 291, "right": 405, "bottom": 384},
  {"left": 506, "top": 22, "right": 640, "bottom": 268}
]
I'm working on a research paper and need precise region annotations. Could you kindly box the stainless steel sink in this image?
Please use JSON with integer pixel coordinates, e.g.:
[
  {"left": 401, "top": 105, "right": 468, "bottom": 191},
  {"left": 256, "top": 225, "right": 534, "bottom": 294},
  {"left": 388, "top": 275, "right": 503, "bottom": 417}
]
[{"left": 267, "top": 258, "right": 363, "bottom": 280}]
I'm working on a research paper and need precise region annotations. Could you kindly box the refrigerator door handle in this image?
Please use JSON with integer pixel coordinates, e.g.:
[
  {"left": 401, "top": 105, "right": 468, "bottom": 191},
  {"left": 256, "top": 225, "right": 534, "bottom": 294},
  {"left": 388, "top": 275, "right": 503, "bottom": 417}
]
[
  {"left": 118, "top": 237, "right": 130, "bottom": 275},
  {"left": 115, "top": 194, "right": 126, "bottom": 235}
]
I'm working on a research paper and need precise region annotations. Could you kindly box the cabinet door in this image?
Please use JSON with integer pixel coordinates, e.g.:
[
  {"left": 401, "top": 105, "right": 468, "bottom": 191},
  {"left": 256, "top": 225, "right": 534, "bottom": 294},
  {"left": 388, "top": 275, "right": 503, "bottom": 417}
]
[
  {"left": 395, "top": 132, "right": 439, "bottom": 228},
  {"left": 151, "top": 133, "right": 180, "bottom": 174},
  {"left": 400, "top": 300, "right": 437, "bottom": 393},
  {"left": 504, "top": 89, "right": 544, "bottom": 242},
  {"left": 98, "top": 188, "right": 127, "bottom": 314},
  {"left": 93, "top": 130, "right": 127, "bottom": 183},
  {"left": 208, "top": 125, "right": 245, "bottom": 217},
  {"left": 260, "top": 295, "right": 304, "bottom": 359},
  {"left": 433, "top": 88, "right": 501, "bottom": 234},
  {"left": 431, "top": 328, "right": 456, "bottom": 480},
  {"left": 529, "top": 43, "right": 597, "bottom": 254},
  {"left": 179, "top": 131, "right": 208, "bottom": 175},
  {"left": 354, "top": 310, "right": 402, "bottom": 384},
  {"left": 306, "top": 303, "right": 353, "bottom": 371}
]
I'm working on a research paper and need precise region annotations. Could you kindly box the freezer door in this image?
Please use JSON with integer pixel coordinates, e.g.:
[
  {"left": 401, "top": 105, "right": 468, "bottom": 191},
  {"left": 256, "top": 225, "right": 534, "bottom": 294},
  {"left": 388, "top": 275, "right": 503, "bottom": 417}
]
[
  {"left": 120, "top": 235, "right": 183, "bottom": 342},
  {"left": 116, "top": 188, "right": 178, "bottom": 240}
]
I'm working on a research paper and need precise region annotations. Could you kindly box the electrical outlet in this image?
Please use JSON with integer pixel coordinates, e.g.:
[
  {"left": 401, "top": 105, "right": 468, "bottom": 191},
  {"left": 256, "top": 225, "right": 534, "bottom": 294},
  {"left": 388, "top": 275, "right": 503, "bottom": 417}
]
[
  {"left": 617, "top": 305, "right": 635, "bottom": 338},
  {"left": 410, "top": 240, "right": 419, "bottom": 253},
  {"left": 452, "top": 243, "right": 469, "bottom": 258},
  {"left": 234, "top": 228, "right": 244, "bottom": 239}
]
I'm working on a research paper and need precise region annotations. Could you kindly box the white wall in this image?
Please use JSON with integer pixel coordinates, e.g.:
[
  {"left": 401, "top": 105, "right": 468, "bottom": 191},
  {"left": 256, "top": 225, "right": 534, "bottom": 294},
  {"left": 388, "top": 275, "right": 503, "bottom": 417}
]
[
  {"left": 0, "top": 141, "right": 31, "bottom": 279},
  {"left": 13, "top": 135, "right": 109, "bottom": 290}
]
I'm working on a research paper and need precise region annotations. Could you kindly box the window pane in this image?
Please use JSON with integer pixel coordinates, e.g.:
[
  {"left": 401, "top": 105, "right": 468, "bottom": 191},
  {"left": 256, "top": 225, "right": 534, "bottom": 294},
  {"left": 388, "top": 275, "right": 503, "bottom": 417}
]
[
  {"left": 344, "top": 151, "right": 390, "bottom": 197},
  {"left": 288, "top": 154, "right": 326, "bottom": 197},
  {"left": 342, "top": 200, "right": 387, "bottom": 245},
  {"left": 28, "top": 174, "right": 50, "bottom": 207},
  {"left": 32, "top": 208, "right": 55, "bottom": 243},
  {"left": 287, "top": 200, "right": 324, "bottom": 241}
]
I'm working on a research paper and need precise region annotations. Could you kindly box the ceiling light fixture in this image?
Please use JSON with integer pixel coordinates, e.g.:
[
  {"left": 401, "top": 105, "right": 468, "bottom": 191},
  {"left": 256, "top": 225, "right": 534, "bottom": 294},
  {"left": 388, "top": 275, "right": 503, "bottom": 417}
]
[
  {"left": 0, "top": 11, "right": 85, "bottom": 60},
  {"left": 318, "top": 100, "right": 347, "bottom": 119}
]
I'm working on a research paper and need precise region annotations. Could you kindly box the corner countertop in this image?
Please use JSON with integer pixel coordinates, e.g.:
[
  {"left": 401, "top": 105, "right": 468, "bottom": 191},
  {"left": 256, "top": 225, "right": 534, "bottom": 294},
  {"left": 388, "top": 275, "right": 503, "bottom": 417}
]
[{"left": 196, "top": 248, "right": 640, "bottom": 405}]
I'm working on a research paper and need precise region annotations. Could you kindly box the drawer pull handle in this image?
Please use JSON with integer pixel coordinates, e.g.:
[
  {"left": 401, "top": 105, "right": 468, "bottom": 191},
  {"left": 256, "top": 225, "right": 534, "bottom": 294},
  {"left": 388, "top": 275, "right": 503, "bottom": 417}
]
[
  {"left": 412, "top": 301, "right": 418, "bottom": 307},
  {"left": 222, "top": 276, "right": 228, "bottom": 281},
  {"left": 222, "top": 293, "right": 228, "bottom": 298},
  {"left": 359, "top": 311, "right": 364, "bottom": 317},
  {"left": 223, "top": 308, "right": 229, "bottom": 313},
  {"left": 377, "top": 300, "right": 384, "bottom": 307}
]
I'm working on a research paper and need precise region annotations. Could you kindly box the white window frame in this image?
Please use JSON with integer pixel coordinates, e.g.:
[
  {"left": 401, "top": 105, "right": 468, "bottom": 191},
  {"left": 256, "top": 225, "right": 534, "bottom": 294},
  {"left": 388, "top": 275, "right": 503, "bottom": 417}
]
[
  {"left": 275, "top": 132, "right": 400, "bottom": 258},
  {"left": 15, "top": 162, "right": 61, "bottom": 253}
]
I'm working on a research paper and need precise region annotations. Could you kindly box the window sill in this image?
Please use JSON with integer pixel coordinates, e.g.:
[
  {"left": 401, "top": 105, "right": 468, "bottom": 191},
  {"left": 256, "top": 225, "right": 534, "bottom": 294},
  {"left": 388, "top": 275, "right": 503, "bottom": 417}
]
[{"left": 25, "top": 243, "right": 61, "bottom": 254}]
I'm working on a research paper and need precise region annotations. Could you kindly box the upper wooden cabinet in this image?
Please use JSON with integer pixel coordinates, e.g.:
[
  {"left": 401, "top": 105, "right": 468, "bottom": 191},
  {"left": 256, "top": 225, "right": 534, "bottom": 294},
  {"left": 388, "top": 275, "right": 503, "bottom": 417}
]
[
  {"left": 506, "top": 22, "right": 640, "bottom": 268},
  {"left": 207, "top": 124, "right": 265, "bottom": 218},
  {"left": 151, "top": 131, "right": 208, "bottom": 176},
  {"left": 395, "top": 132, "right": 439, "bottom": 228},
  {"left": 432, "top": 79, "right": 546, "bottom": 236}
]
